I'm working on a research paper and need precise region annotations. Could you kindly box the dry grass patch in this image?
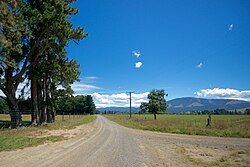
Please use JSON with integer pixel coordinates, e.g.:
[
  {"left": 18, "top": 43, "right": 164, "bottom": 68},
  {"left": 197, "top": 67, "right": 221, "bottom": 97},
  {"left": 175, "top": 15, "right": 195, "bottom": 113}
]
[{"left": 176, "top": 144, "right": 250, "bottom": 167}]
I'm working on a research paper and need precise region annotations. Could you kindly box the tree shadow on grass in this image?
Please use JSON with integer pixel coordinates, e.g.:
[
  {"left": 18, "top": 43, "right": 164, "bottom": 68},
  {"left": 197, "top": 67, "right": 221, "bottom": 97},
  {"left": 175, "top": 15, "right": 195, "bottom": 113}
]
[{"left": 0, "top": 120, "right": 32, "bottom": 129}]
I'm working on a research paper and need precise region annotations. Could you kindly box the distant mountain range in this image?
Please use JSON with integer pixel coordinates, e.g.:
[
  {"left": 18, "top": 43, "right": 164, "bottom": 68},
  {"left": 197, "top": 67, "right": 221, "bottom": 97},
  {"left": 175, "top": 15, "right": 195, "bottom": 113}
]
[
  {"left": 97, "top": 97, "right": 250, "bottom": 113},
  {"left": 168, "top": 97, "right": 250, "bottom": 112}
]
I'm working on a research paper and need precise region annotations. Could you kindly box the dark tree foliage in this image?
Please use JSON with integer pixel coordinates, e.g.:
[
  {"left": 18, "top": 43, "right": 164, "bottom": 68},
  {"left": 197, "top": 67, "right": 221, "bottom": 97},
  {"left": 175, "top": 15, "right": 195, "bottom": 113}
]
[
  {"left": 245, "top": 109, "right": 250, "bottom": 115},
  {"left": 190, "top": 109, "right": 247, "bottom": 115},
  {"left": 84, "top": 95, "right": 96, "bottom": 115},
  {"left": 18, "top": 97, "right": 32, "bottom": 114},
  {"left": 0, "top": 98, "right": 9, "bottom": 114},
  {"left": 56, "top": 95, "right": 96, "bottom": 115}
]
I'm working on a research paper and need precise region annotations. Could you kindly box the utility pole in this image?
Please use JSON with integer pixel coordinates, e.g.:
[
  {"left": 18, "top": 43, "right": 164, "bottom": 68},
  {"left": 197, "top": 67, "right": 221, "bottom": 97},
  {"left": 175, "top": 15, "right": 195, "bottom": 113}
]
[{"left": 127, "top": 91, "right": 134, "bottom": 119}]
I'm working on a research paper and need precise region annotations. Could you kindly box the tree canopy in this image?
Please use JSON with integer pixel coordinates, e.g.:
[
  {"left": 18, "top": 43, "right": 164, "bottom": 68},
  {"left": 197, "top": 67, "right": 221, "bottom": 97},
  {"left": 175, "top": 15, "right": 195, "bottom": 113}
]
[
  {"left": 140, "top": 89, "right": 168, "bottom": 120},
  {"left": 0, "top": 0, "right": 88, "bottom": 127}
]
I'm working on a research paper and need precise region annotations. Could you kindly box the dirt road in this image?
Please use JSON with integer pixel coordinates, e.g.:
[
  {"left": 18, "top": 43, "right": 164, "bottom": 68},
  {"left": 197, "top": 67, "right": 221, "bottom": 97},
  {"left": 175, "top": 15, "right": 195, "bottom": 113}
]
[{"left": 0, "top": 115, "right": 250, "bottom": 167}]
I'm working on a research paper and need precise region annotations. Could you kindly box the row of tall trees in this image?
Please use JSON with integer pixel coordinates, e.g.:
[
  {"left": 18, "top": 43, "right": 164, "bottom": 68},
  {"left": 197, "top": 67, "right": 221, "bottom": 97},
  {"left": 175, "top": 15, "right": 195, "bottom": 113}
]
[
  {"left": 0, "top": 0, "right": 87, "bottom": 128},
  {"left": 0, "top": 95, "right": 96, "bottom": 116}
]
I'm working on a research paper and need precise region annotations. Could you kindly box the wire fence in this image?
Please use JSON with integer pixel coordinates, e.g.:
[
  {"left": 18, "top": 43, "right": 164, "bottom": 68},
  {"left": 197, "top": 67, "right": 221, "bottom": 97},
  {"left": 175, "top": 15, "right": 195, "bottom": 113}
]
[{"left": 0, "top": 110, "right": 87, "bottom": 129}]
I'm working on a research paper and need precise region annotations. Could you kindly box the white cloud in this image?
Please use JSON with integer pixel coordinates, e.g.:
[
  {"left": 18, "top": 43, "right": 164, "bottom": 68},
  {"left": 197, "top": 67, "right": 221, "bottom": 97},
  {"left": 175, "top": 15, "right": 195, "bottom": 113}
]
[
  {"left": 0, "top": 79, "right": 30, "bottom": 98},
  {"left": 194, "top": 88, "right": 250, "bottom": 101},
  {"left": 132, "top": 50, "right": 141, "bottom": 58},
  {"left": 66, "top": 76, "right": 100, "bottom": 95},
  {"left": 92, "top": 92, "right": 149, "bottom": 108},
  {"left": 135, "top": 62, "right": 143, "bottom": 68},
  {"left": 134, "top": 99, "right": 148, "bottom": 103},
  {"left": 85, "top": 76, "right": 98, "bottom": 80},
  {"left": 132, "top": 92, "right": 149, "bottom": 99},
  {"left": 228, "top": 24, "right": 234, "bottom": 31},
  {"left": 79, "top": 76, "right": 99, "bottom": 84},
  {"left": 111, "top": 93, "right": 128, "bottom": 99},
  {"left": 71, "top": 82, "right": 101, "bottom": 94},
  {"left": 17, "top": 81, "right": 30, "bottom": 98},
  {"left": 196, "top": 62, "right": 203, "bottom": 68}
]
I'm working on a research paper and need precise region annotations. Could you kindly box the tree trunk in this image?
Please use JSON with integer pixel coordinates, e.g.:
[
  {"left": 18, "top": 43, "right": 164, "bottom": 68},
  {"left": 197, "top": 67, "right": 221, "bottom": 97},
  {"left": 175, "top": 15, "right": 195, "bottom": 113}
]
[
  {"left": 50, "top": 82, "right": 56, "bottom": 122},
  {"left": 154, "top": 113, "right": 157, "bottom": 120},
  {"left": 51, "top": 106, "right": 55, "bottom": 122},
  {"left": 2, "top": 66, "right": 23, "bottom": 128},
  {"left": 3, "top": 78, "right": 22, "bottom": 128},
  {"left": 45, "top": 77, "right": 52, "bottom": 123},
  {"left": 37, "top": 79, "right": 44, "bottom": 123},
  {"left": 39, "top": 78, "right": 45, "bottom": 123},
  {"left": 5, "top": 91, "right": 22, "bottom": 128},
  {"left": 46, "top": 107, "right": 52, "bottom": 123},
  {"left": 31, "top": 78, "right": 39, "bottom": 126},
  {"left": 9, "top": 101, "right": 22, "bottom": 128}
]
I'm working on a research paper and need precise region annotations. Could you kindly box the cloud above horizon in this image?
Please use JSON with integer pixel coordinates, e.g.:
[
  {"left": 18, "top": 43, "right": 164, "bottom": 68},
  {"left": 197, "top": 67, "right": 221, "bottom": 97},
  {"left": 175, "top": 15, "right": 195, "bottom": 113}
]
[
  {"left": 71, "top": 76, "right": 101, "bottom": 95},
  {"left": 132, "top": 50, "right": 141, "bottom": 58},
  {"left": 92, "top": 92, "right": 149, "bottom": 108},
  {"left": 84, "top": 76, "right": 99, "bottom": 81},
  {"left": 71, "top": 82, "right": 101, "bottom": 95},
  {"left": 194, "top": 88, "right": 250, "bottom": 101},
  {"left": 0, "top": 79, "right": 30, "bottom": 98},
  {"left": 228, "top": 24, "right": 234, "bottom": 31},
  {"left": 135, "top": 62, "right": 143, "bottom": 68},
  {"left": 196, "top": 62, "right": 203, "bottom": 68}
]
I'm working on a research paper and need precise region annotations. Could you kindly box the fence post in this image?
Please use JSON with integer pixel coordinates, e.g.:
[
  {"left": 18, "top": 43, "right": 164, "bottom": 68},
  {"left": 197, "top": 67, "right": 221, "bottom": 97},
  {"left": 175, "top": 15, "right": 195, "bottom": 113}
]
[
  {"left": 62, "top": 112, "right": 64, "bottom": 121},
  {"left": 206, "top": 114, "right": 211, "bottom": 127}
]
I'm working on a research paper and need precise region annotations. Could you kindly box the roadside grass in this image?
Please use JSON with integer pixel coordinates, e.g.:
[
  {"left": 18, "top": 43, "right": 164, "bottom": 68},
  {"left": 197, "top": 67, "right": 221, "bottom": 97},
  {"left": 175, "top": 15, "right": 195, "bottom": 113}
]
[
  {"left": 0, "top": 114, "right": 96, "bottom": 151},
  {"left": 44, "top": 114, "right": 97, "bottom": 130},
  {"left": 104, "top": 114, "right": 250, "bottom": 138}
]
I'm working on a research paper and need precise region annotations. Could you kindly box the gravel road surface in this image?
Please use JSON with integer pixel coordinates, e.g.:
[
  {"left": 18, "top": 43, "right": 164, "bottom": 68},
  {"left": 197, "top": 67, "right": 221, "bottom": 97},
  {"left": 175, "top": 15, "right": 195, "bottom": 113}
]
[{"left": 0, "top": 115, "right": 250, "bottom": 167}]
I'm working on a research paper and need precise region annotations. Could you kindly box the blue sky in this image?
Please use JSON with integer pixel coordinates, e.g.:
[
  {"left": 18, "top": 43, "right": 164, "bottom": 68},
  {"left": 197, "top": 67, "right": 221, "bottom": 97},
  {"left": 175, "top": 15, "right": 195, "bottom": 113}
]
[{"left": 66, "top": 0, "right": 250, "bottom": 107}]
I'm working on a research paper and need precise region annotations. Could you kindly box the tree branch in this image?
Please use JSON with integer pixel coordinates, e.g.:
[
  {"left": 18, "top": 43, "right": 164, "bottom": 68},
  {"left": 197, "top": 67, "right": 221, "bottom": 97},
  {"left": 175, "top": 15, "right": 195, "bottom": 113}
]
[
  {"left": 13, "top": 41, "right": 49, "bottom": 91},
  {"left": 0, "top": 86, "right": 15, "bottom": 106},
  {"left": 12, "top": 28, "right": 48, "bottom": 81}
]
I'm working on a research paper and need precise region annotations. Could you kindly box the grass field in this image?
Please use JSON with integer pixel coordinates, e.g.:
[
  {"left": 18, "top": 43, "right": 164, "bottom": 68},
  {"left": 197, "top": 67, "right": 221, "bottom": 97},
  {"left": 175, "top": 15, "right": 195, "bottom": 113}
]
[
  {"left": 104, "top": 114, "right": 250, "bottom": 138},
  {"left": 0, "top": 114, "right": 96, "bottom": 151}
]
